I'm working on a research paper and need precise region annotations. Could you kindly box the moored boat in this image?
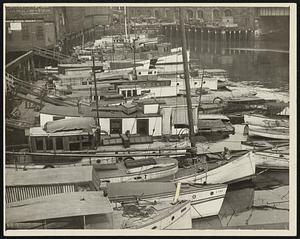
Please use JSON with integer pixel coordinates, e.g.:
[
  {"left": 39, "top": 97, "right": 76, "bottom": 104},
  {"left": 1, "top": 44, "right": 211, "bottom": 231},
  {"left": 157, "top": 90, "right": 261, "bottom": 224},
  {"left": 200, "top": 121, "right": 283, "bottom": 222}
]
[
  {"left": 6, "top": 192, "right": 192, "bottom": 230},
  {"left": 244, "top": 114, "right": 289, "bottom": 128},
  {"left": 244, "top": 124, "right": 289, "bottom": 140},
  {"left": 107, "top": 181, "right": 227, "bottom": 219}
]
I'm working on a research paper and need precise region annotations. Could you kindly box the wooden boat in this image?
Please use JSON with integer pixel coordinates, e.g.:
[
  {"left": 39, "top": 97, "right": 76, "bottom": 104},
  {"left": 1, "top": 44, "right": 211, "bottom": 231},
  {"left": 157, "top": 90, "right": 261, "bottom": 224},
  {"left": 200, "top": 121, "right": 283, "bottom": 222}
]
[
  {"left": 196, "top": 114, "right": 235, "bottom": 139},
  {"left": 241, "top": 140, "right": 289, "bottom": 150},
  {"left": 6, "top": 192, "right": 192, "bottom": 230},
  {"left": 244, "top": 114, "right": 289, "bottom": 128},
  {"left": 254, "top": 150, "right": 289, "bottom": 170},
  {"left": 155, "top": 151, "right": 256, "bottom": 185},
  {"left": 107, "top": 182, "right": 227, "bottom": 219},
  {"left": 244, "top": 124, "right": 289, "bottom": 140}
]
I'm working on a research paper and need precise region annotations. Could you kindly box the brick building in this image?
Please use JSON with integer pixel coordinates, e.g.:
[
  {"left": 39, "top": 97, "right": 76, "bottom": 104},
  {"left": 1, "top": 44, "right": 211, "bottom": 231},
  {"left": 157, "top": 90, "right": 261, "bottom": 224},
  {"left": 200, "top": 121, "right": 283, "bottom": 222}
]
[
  {"left": 5, "top": 6, "right": 113, "bottom": 54},
  {"left": 126, "top": 7, "right": 257, "bottom": 29}
]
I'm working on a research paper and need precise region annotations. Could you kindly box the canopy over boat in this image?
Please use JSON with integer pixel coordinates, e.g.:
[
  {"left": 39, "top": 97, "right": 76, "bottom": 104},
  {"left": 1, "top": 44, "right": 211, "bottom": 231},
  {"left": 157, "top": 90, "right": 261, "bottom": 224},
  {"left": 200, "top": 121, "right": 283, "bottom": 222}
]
[
  {"left": 6, "top": 166, "right": 95, "bottom": 187},
  {"left": 6, "top": 192, "right": 112, "bottom": 224},
  {"left": 43, "top": 117, "right": 96, "bottom": 133}
]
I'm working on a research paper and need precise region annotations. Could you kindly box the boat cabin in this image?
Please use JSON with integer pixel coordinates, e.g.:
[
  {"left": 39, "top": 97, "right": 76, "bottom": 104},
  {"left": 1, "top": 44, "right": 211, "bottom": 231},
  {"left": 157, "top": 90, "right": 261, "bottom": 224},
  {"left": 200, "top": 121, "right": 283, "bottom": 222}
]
[
  {"left": 28, "top": 127, "right": 97, "bottom": 152},
  {"left": 5, "top": 166, "right": 100, "bottom": 204},
  {"left": 6, "top": 192, "right": 114, "bottom": 229}
]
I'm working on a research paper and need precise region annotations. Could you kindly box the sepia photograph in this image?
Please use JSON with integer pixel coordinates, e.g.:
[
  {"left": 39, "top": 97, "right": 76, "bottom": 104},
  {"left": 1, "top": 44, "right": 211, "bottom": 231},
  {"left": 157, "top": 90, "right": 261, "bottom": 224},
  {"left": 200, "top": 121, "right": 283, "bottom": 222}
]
[{"left": 3, "top": 3, "right": 296, "bottom": 236}]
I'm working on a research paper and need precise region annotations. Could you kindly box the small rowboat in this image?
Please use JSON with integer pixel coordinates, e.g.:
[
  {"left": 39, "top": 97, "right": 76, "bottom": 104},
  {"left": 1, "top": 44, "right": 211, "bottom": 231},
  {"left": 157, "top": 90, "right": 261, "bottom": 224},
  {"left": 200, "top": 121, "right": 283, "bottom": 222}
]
[
  {"left": 244, "top": 114, "right": 289, "bottom": 128},
  {"left": 244, "top": 124, "right": 289, "bottom": 140}
]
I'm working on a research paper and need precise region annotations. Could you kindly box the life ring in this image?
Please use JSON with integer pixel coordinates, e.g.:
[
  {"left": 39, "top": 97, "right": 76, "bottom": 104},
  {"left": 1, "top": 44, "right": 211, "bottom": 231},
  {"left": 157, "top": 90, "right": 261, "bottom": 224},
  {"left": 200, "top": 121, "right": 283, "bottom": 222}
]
[{"left": 213, "top": 97, "right": 223, "bottom": 104}]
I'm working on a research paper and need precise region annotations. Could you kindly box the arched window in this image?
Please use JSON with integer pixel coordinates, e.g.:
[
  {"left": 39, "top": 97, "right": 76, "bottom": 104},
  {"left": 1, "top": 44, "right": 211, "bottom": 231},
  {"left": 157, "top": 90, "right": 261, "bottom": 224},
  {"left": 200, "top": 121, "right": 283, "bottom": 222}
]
[
  {"left": 213, "top": 9, "right": 221, "bottom": 21},
  {"left": 154, "top": 10, "right": 160, "bottom": 18},
  {"left": 225, "top": 9, "right": 232, "bottom": 17},
  {"left": 197, "top": 10, "right": 204, "bottom": 19},
  {"left": 187, "top": 9, "right": 194, "bottom": 19}
]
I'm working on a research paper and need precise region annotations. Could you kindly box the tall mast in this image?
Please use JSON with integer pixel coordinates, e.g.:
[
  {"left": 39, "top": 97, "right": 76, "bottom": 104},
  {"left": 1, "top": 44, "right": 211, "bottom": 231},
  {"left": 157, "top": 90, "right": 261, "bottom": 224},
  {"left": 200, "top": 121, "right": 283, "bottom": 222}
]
[
  {"left": 124, "top": 6, "right": 128, "bottom": 39},
  {"left": 179, "top": 7, "right": 195, "bottom": 148},
  {"left": 92, "top": 50, "right": 101, "bottom": 145}
]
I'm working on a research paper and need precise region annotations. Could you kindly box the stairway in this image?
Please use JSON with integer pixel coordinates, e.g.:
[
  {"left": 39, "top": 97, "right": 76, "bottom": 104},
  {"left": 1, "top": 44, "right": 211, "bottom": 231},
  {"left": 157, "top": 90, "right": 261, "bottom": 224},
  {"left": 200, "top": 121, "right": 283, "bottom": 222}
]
[
  {"left": 5, "top": 73, "right": 77, "bottom": 107},
  {"left": 33, "top": 46, "right": 82, "bottom": 63}
]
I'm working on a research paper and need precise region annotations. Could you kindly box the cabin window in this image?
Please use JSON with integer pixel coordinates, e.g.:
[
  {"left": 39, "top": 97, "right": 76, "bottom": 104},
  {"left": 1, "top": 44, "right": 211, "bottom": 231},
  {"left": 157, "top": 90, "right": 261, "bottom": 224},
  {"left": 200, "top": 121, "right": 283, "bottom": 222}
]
[
  {"left": 70, "top": 142, "right": 81, "bottom": 151},
  {"left": 53, "top": 116, "right": 65, "bottom": 121},
  {"left": 133, "top": 90, "right": 137, "bottom": 96},
  {"left": 137, "top": 119, "right": 149, "bottom": 135},
  {"left": 121, "top": 90, "right": 126, "bottom": 97},
  {"left": 82, "top": 81, "right": 87, "bottom": 85},
  {"left": 46, "top": 137, "right": 53, "bottom": 150},
  {"left": 36, "top": 137, "right": 44, "bottom": 151},
  {"left": 110, "top": 119, "right": 122, "bottom": 134},
  {"left": 82, "top": 135, "right": 92, "bottom": 148},
  {"left": 127, "top": 90, "right": 132, "bottom": 97},
  {"left": 55, "top": 137, "right": 63, "bottom": 150}
]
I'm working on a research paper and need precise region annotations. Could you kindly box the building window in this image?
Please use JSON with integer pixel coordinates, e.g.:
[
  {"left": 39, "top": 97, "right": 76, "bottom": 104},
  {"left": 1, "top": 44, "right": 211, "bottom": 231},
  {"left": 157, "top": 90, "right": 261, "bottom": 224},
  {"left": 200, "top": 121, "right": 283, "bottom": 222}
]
[
  {"left": 36, "top": 25, "right": 44, "bottom": 40},
  {"left": 121, "top": 90, "right": 126, "bottom": 97},
  {"left": 22, "top": 24, "right": 30, "bottom": 40},
  {"left": 69, "top": 142, "right": 80, "bottom": 151},
  {"left": 187, "top": 9, "right": 194, "bottom": 19},
  {"left": 154, "top": 10, "right": 160, "bottom": 18},
  {"left": 133, "top": 89, "right": 137, "bottom": 96},
  {"left": 225, "top": 9, "right": 232, "bottom": 17},
  {"left": 53, "top": 116, "right": 65, "bottom": 121},
  {"left": 213, "top": 9, "right": 221, "bottom": 21},
  {"left": 197, "top": 10, "right": 204, "bottom": 19},
  {"left": 137, "top": 119, "right": 149, "bottom": 135},
  {"left": 127, "top": 90, "right": 132, "bottom": 97},
  {"left": 110, "top": 119, "right": 122, "bottom": 134}
]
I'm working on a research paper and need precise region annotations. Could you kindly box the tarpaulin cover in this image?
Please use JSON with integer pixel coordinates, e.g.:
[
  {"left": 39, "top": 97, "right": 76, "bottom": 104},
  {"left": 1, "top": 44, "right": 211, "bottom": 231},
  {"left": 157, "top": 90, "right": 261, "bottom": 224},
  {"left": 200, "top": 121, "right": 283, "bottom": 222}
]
[{"left": 43, "top": 117, "right": 96, "bottom": 133}]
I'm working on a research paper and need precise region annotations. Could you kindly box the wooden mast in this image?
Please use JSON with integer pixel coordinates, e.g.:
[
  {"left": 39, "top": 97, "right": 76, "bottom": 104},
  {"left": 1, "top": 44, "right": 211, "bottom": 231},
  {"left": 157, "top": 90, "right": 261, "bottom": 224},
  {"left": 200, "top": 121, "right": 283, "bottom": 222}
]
[
  {"left": 179, "top": 8, "right": 195, "bottom": 148},
  {"left": 92, "top": 50, "right": 101, "bottom": 145}
]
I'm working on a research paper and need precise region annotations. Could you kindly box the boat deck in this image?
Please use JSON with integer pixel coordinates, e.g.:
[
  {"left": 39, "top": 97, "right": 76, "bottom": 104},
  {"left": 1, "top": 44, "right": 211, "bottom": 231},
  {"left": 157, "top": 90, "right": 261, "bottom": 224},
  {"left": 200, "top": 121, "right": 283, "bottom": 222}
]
[{"left": 94, "top": 157, "right": 178, "bottom": 179}]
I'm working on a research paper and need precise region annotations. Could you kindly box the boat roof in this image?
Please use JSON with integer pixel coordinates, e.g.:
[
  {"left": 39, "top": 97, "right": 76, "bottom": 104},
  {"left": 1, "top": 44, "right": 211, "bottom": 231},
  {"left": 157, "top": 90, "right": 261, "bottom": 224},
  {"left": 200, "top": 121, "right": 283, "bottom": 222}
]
[
  {"left": 43, "top": 117, "right": 96, "bottom": 133},
  {"left": 6, "top": 192, "right": 112, "bottom": 223},
  {"left": 40, "top": 104, "right": 160, "bottom": 119},
  {"left": 108, "top": 182, "right": 227, "bottom": 200},
  {"left": 29, "top": 127, "right": 96, "bottom": 137},
  {"left": 58, "top": 62, "right": 103, "bottom": 68},
  {"left": 198, "top": 119, "right": 227, "bottom": 129},
  {"left": 198, "top": 114, "right": 230, "bottom": 121},
  {"left": 6, "top": 166, "right": 95, "bottom": 187}
]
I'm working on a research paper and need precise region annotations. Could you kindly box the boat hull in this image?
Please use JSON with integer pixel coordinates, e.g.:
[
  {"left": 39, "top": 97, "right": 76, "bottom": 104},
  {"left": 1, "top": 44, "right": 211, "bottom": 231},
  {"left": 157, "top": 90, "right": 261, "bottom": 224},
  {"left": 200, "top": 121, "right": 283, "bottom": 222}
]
[
  {"left": 174, "top": 152, "right": 256, "bottom": 184},
  {"left": 244, "top": 114, "right": 289, "bottom": 128},
  {"left": 246, "top": 125, "right": 289, "bottom": 140},
  {"left": 254, "top": 152, "right": 289, "bottom": 169},
  {"left": 108, "top": 182, "right": 227, "bottom": 219}
]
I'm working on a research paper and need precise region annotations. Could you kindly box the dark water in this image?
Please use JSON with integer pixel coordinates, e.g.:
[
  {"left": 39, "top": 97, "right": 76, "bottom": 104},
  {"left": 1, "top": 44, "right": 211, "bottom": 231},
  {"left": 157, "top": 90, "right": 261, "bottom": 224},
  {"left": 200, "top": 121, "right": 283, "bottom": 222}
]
[
  {"left": 168, "top": 34, "right": 289, "bottom": 92},
  {"left": 193, "top": 169, "right": 289, "bottom": 229}
]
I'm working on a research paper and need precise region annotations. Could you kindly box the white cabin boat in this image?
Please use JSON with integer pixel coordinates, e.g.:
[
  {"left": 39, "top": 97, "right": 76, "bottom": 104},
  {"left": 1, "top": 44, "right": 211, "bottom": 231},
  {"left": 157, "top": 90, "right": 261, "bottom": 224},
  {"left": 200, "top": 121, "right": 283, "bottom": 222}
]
[
  {"left": 107, "top": 182, "right": 227, "bottom": 219},
  {"left": 169, "top": 151, "right": 256, "bottom": 184},
  {"left": 6, "top": 192, "right": 192, "bottom": 230}
]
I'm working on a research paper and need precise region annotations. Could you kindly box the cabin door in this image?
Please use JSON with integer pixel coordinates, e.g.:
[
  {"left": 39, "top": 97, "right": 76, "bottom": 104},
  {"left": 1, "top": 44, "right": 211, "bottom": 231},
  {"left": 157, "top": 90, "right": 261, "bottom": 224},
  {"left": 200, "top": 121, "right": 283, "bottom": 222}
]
[
  {"left": 110, "top": 119, "right": 122, "bottom": 134},
  {"left": 137, "top": 119, "right": 149, "bottom": 135}
]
